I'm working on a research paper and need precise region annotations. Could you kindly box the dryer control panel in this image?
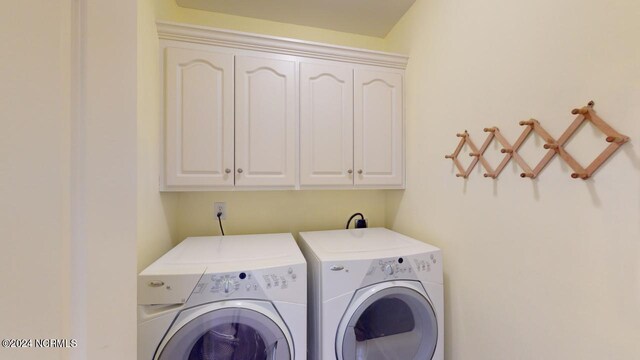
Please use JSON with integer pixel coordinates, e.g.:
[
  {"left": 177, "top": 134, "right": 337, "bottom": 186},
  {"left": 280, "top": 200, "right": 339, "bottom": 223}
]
[
  {"left": 359, "top": 253, "right": 441, "bottom": 288},
  {"left": 365, "top": 257, "right": 417, "bottom": 281},
  {"left": 185, "top": 264, "right": 304, "bottom": 306},
  {"left": 412, "top": 253, "right": 438, "bottom": 273}
]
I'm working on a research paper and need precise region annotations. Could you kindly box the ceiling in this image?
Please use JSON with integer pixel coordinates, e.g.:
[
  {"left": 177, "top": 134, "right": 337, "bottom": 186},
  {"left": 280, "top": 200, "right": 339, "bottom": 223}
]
[{"left": 175, "top": 0, "right": 416, "bottom": 38}]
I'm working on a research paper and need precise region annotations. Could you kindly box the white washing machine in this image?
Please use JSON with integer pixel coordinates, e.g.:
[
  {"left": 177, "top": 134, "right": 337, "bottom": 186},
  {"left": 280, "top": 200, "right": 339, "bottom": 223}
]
[
  {"left": 138, "top": 233, "right": 306, "bottom": 360},
  {"left": 299, "top": 228, "right": 443, "bottom": 360}
]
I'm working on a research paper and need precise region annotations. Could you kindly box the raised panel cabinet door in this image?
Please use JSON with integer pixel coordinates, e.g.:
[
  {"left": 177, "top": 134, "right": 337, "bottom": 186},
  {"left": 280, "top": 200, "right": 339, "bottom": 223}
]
[
  {"left": 164, "top": 47, "right": 234, "bottom": 188},
  {"left": 354, "top": 69, "right": 404, "bottom": 187},
  {"left": 235, "top": 56, "right": 296, "bottom": 187},
  {"left": 300, "top": 62, "right": 354, "bottom": 186}
]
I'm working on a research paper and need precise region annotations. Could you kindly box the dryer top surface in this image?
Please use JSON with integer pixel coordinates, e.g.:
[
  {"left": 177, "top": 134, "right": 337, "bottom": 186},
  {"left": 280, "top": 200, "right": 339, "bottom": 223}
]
[
  {"left": 141, "top": 233, "right": 305, "bottom": 275},
  {"left": 299, "top": 228, "right": 440, "bottom": 261}
]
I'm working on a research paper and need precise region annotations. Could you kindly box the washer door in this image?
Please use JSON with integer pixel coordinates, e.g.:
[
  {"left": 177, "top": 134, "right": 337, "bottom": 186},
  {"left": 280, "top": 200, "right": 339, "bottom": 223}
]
[
  {"left": 156, "top": 303, "right": 292, "bottom": 360},
  {"left": 337, "top": 281, "right": 438, "bottom": 360}
]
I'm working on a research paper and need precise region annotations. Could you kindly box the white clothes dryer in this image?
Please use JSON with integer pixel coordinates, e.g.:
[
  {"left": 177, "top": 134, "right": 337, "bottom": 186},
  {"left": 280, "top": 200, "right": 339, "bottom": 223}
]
[
  {"left": 299, "top": 228, "right": 443, "bottom": 360},
  {"left": 138, "top": 233, "right": 306, "bottom": 360}
]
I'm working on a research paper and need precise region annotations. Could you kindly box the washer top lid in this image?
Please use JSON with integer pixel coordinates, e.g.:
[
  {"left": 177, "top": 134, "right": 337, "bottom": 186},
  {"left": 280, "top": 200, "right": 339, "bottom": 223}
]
[
  {"left": 299, "top": 228, "right": 440, "bottom": 261},
  {"left": 140, "top": 233, "right": 304, "bottom": 276}
]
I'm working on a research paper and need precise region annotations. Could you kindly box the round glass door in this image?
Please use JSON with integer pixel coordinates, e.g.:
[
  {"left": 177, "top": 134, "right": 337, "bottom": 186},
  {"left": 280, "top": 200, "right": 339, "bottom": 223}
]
[
  {"left": 340, "top": 286, "right": 438, "bottom": 360},
  {"left": 158, "top": 307, "right": 291, "bottom": 360}
]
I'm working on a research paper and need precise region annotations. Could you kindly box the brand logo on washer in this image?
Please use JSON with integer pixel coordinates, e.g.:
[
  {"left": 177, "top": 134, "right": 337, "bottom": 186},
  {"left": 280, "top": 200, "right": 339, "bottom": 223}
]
[
  {"left": 330, "top": 265, "right": 345, "bottom": 271},
  {"left": 148, "top": 280, "right": 165, "bottom": 287}
]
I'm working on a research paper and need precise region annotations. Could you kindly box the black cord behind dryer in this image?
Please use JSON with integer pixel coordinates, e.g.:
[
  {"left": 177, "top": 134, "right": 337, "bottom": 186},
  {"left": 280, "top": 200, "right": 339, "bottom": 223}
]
[{"left": 345, "top": 212, "right": 368, "bottom": 229}]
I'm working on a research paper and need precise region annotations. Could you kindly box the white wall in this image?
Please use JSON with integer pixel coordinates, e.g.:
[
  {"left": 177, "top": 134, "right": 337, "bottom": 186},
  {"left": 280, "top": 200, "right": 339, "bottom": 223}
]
[
  {"left": 77, "top": 1, "right": 138, "bottom": 358},
  {"left": 0, "top": 2, "right": 72, "bottom": 359},
  {"left": 1, "top": 1, "right": 138, "bottom": 359},
  {"left": 385, "top": 0, "right": 640, "bottom": 359}
]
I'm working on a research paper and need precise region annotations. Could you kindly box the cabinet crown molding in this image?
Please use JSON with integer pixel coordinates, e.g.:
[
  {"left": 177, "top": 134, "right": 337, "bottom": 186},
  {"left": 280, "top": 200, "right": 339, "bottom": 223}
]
[{"left": 156, "top": 21, "right": 408, "bottom": 69}]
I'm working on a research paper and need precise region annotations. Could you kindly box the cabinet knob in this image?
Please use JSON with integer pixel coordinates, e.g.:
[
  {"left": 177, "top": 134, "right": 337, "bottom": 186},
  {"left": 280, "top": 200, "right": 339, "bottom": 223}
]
[
  {"left": 237, "top": 168, "right": 243, "bottom": 174},
  {"left": 357, "top": 169, "right": 363, "bottom": 174},
  {"left": 225, "top": 168, "right": 231, "bottom": 174},
  {"left": 347, "top": 169, "right": 353, "bottom": 174}
]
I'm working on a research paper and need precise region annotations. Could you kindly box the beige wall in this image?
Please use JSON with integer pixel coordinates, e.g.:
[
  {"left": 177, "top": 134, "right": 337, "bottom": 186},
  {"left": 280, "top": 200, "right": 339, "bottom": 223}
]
[
  {"left": 137, "top": 0, "right": 180, "bottom": 272},
  {"left": 155, "top": 0, "right": 387, "bottom": 51},
  {"left": 385, "top": 0, "right": 640, "bottom": 359},
  {"left": 176, "top": 191, "right": 387, "bottom": 241}
]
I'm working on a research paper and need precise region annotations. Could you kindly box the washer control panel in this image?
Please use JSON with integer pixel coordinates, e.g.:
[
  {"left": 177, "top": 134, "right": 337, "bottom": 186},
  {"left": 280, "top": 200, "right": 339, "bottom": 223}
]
[
  {"left": 186, "top": 266, "right": 302, "bottom": 305},
  {"left": 207, "top": 273, "right": 257, "bottom": 296}
]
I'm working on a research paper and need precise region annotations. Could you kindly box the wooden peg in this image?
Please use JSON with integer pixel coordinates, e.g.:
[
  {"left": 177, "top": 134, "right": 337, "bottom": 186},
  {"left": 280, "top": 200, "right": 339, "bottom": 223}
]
[
  {"left": 484, "top": 127, "right": 497, "bottom": 132},
  {"left": 501, "top": 148, "right": 513, "bottom": 154},
  {"left": 572, "top": 101, "right": 595, "bottom": 114},
  {"left": 456, "top": 173, "right": 466, "bottom": 178},
  {"left": 469, "top": 152, "right": 480, "bottom": 157},
  {"left": 520, "top": 172, "right": 535, "bottom": 178},
  {"left": 445, "top": 154, "right": 454, "bottom": 159},
  {"left": 519, "top": 120, "right": 535, "bottom": 126},
  {"left": 605, "top": 136, "right": 628, "bottom": 144},
  {"left": 456, "top": 132, "right": 468, "bottom": 138},
  {"left": 543, "top": 143, "right": 559, "bottom": 149},
  {"left": 571, "top": 173, "right": 589, "bottom": 179},
  {"left": 483, "top": 173, "right": 496, "bottom": 178}
]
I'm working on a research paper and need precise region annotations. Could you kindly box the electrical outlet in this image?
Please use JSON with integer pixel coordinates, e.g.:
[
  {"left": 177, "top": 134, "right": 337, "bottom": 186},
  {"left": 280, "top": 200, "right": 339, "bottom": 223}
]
[{"left": 214, "top": 202, "right": 226, "bottom": 220}]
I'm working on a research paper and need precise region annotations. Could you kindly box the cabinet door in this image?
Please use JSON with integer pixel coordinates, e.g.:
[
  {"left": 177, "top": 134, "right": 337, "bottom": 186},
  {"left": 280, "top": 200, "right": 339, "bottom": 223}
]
[
  {"left": 300, "top": 63, "right": 354, "bottom": 186},
  {"left": 354, "top": 69, "right": 404, "bottom": 187},
  {"left": 164, "top": 47, "right": 234, "bottom": 188},
  {"left": 235, "top": 56, "right": 296, "bottom": 187}
]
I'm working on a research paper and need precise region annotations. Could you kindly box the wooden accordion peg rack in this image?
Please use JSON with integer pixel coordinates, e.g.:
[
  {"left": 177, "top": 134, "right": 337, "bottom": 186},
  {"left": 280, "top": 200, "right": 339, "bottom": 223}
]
[{"left": 445, "top": 101, "right": 630, "bottom": 180}]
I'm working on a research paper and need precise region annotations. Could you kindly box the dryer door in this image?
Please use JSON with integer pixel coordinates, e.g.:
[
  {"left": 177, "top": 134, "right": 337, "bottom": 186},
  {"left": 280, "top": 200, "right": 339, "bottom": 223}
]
[
  {"left": 337, "top": 281, "right": 438, "bottom": 360},
  {"left": 156, "top": 304, "right": 292, "bottom": 360}
]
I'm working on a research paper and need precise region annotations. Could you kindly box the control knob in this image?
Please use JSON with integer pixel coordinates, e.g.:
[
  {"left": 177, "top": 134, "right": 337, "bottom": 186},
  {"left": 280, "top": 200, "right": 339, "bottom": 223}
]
[
  {"left": 384, "top": 264, "right": 394, "bottom": 276},
  {"left": 222, "top": 278, "right": 235, "bottom": 294}
]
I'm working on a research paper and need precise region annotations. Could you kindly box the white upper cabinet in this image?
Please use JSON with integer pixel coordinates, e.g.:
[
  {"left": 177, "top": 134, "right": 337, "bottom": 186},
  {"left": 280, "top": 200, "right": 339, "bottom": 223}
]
[
  {"left": 164, "top": 47, "right": 234, "bottom": 188},
  {"left": 354, "top": 69, "right": 404, "bottom": 187},
  {"left": 300, "top": 62, "right": 354, "bottom": 186},
  {"left": 234, "top": 55, "right": 297, "bottom": 187},
  {"left": 158, "top": 22, "right": 407, "bottom": 191}
]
